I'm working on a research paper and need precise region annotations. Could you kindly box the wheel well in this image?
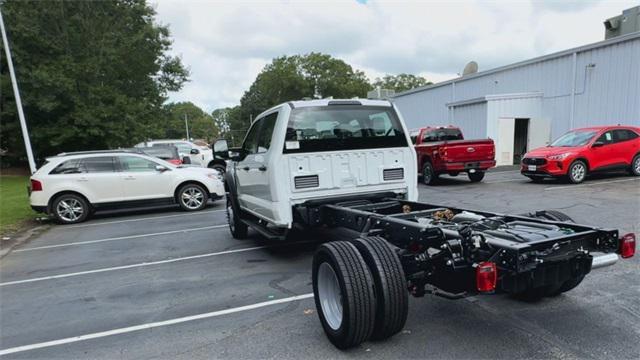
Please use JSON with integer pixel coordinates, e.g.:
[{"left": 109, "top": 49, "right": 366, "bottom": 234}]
[
  {"left": 421, "top": 156, "right": 432, "bottom": 167},
  {"left": 48, "top": 191, "right": 91, "bottom": 213},
  {"left": 174, "top": 180, "right": 209, "bottom": 201},
  {"left": 207, "top": 159, "right": 226, "bottom": 168},
  {"left": 573, "top": 158, "right": 590, "bottom": 171}
]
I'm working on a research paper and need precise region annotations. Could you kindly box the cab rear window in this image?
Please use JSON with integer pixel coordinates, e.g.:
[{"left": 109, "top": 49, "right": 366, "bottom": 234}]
[{"left": 284, "top": 106, "right": 407, "bottom": 153}]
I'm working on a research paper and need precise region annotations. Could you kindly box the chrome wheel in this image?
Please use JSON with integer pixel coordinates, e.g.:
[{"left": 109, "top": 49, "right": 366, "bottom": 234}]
[
  {"left": 318, "top": 262, "right": 343, "bottom": 330},
  {"left": 181, "top": 187, "right": 204, "bottom": 210},
  {"left": 56, "top": 198, "right": 84, "bottom": 222},
  {"left": 633, "top": 156, "right": 640, "bottom": 175},
  {"left": 570, "top": 162, "right": 586, "bottom": 182}
]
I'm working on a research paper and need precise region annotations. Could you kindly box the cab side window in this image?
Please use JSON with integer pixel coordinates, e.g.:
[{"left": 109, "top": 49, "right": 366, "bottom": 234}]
[
  {"left": 50, "top": 159, "right": 83, "bottom": 175},
  {"left": 80, "top": 157, "right": 116, "bottom": 173},
  {"left": 119, "top": 156, "right": 159, "bottom": 172},
  {"left": 613, "top": 129, "right": 639, "bottom": 143},
  {"left": 243, "top": 121, "right": 261, "bottom": 155},
  {"left": 595, "top": 131, "right": 614, "bottom": 145},
  {"left": 257, "top": 112, "right": 278, "bottom": 153}
]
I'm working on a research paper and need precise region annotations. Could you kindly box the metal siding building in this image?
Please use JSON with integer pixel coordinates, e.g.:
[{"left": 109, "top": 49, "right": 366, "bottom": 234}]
[{"left": 393, "top": 33, "right": 640, "bottom": 165}]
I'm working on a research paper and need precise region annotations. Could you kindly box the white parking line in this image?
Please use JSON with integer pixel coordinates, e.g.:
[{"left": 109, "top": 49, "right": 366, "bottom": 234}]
[
  {"left": 15, "top": 225, "right": 227, "bottom": 252},
  {"left": 65, "top": 209, "right": 225, "bottom": 229},
  {"left": 545, "top": 177, "right": 640, "bottom": 191},
  {"left": 0, "top": 293, "right": 314, "bottom": 356},
  {"left": 485, "top": 179, "right": 525, "bottom": 184},
  {"left": 0, "top": 241, "right": 314, "bottom": 287}
]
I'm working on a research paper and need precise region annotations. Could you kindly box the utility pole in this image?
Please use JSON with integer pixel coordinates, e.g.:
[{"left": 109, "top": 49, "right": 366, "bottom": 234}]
[
  {"left": 0, "top": 9, "right": 36, "bottom": 173},
  {"left": 184, "top": 113, "right": 190, "bottom": 140}
]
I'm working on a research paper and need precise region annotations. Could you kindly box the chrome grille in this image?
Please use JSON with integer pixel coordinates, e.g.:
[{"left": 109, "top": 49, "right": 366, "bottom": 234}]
[
  {"left": 383, "top": 168, "right": 404, "bottom": 181},
  {"left": 294, "top": 175, "right": 319, "bottom": 189}
]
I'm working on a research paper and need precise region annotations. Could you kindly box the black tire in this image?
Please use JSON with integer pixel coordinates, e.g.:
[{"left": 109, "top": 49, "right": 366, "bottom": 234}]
[
  {"left": 352, "top": 237, "right": 408, "bottom": 341},
  {"left": 567, "top": 160, "right": 587, "bottom": 184},
  {"left": 51, "top": 193, "right": 90, "bottom": 224},
  {"left": 468, "top": 171, "right": 485, "bottom": 183},
  {"left": 422, "top": 162, "right": 437, "bottom": 185},
  {"left": 226, "top": 197, "right": 248, "bottom": 239},
  {"left": 209, "top": 163, "right": 226, "bottom": 176},
  {"left": 177, "top": 183, "right": 208, "bottom": 211},
  {"left": 312, "top": 242, "right": 376, "bottom": 349},
  {"left": 631, "top": 154, "right": 640, "bottom": 176},
  {"left": 527, "top": 176, "right": 544, "bottom": 183},
  {"left": 557, "top": 273, "right": 585, "bottom": 293}
]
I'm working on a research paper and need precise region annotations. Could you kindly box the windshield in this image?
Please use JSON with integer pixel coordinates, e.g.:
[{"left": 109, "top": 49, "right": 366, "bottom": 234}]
[
  {"left": 550, "top": 130, "right": 598, "bottom": 147},
  {"left": 284, "top": 106, "right": 407, "bottom": 153},
  {"left": 423, "top": 128, "right": 463, "bottom": 142}
]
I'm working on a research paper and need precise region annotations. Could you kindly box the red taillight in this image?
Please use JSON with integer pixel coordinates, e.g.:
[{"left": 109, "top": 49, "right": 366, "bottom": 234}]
[
  {"left": 476, "top": 261, "right": 497, "bottom": 292},
  {"left": 168, "top": 159, "right": 182, "bottom": 165},
  {"left": 620, "top": 233, "right": 636, "bottom": 259},
  {"left": 30, "top": 179, "right": 42, "bottom": 192}
]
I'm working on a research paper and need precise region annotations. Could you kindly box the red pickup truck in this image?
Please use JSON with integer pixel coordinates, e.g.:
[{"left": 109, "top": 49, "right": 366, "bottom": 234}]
[{"left": 411, "top": 126, "right": 496, "bottom": 185}]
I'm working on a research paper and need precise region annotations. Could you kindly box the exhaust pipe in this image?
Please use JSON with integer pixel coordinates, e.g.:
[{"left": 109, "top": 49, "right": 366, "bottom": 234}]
[{"left": 591, "top": 253, "right": 619, "bottom": 269}]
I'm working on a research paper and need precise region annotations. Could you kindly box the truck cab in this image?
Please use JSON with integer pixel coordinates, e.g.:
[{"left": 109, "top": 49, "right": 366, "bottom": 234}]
[
  {"left": 216, "top": 99, "right": 417, "bottom": 236},
  {"left": 412, "top": 126, "right": 496, "bottom": 185}
]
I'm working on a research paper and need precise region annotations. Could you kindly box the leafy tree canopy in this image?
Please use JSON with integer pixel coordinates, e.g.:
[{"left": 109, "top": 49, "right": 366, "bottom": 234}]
[
  {"left": 235, "top": 53, "right": 371, "bottom": 132},
  {"left": 372, "top": 73, "right": 432, "bottom": 93},
  {"left": 160, "top": 102, "right": 217, "bottom": 143},
  {"left": 0, "top": 0, "right": 188, "bottom": 164}
]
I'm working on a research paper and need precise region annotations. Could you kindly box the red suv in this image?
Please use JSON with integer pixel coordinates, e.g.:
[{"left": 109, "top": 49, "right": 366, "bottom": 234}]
[{"left": 521, "top": 126, "right": 640, "bottom": 184}]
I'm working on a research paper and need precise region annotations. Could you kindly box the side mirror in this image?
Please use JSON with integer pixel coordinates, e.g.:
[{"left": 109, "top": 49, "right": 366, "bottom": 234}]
[
  {"left": 213, "top": 139, "right": 229, "bottom": 159},
  {"left": 182, "top": 156, "right": 191, "bottom": 164},
  {"left": 190, "top": 148, "right": 200, "bottom": 155},
  {"left": 155, "top": 165, "right": 168, "bottom": 172},
  {"left": 228, "top": 147, "right": 245, "bottom": 161},
  {"left": 592, "top": 141, "right": 604, "bottom": 148}
]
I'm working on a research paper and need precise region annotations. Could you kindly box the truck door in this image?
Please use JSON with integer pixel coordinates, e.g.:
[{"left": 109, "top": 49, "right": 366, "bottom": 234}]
[{"left": 235, "top": 111, "right": 279, "bottom": 221}]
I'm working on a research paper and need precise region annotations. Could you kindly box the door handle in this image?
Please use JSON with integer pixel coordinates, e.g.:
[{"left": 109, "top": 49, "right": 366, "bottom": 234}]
[
  {"left": 77, "top": 177, "right": 88, "bottom": 182},
  {"left": 258, "top": 166, "right": 267, "bottom": 172},
  {"left": 124, "top": 176, "right": 136, "bottom": 180},
  {"left": 242, "top": 166, "right": 250, "bottom": 171}
]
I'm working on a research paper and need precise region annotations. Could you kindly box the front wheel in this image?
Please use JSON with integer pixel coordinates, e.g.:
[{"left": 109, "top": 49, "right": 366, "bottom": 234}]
[
  {"left": 631, "top": 154, "right": 640, "bottom": 176},
  {"left": 313, "top": 242, "right": 376, "bottom": 349},
  {"left": 567, "top": 160, "right": 587, "bottom": 184},
  {"left": 468, "top": 171, "right": 485, "bottom": 183},
  {"left": 226, "top": 198, "right": 248, "bottom": 239},
  {"left": 52, "top": 194, "right": 90, "bottom": 224},
  {"left": 177, "top": 184, "right": 208, "bottom": 211},
  {"left": 209, "top": 162, "right": 226, "bottom": 176}
]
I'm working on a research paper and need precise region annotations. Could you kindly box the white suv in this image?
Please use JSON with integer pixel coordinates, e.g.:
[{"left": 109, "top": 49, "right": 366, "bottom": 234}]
[
  {"left": 135, "top": 140, "right": 227, "bottom": 173},
  {"left": 216, "top": 99, "right": 417, "bottom": 238},
  {"left": 29, "top": 151, "right": 225, "bottom": 224}
]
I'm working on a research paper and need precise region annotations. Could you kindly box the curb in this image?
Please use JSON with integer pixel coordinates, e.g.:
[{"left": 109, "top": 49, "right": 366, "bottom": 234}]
[{"left": 0, "top": 223, "right": 50, "bottom": 259}]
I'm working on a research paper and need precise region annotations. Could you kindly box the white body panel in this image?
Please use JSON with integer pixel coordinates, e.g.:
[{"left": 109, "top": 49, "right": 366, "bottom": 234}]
[{"left": 231, "top": 100, "right": 418, "bottom": 228}]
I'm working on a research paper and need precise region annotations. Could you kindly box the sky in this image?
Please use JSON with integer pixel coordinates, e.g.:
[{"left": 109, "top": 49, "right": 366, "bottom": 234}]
[{"left": 153, "top": 0, "right": 638, "bottom": 112}]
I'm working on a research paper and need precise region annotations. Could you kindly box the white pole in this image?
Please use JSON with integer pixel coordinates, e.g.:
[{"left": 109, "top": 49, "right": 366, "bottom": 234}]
[
  {"left": 0, "top": 9, "right": 37, "bottom": 174},
  {"left": 184, "top": 114, "right": 189, "bottom": 140}
]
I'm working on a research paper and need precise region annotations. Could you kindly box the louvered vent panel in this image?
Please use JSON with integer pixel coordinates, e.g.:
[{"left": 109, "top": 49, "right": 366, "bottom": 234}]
[
  {"left": 383, "top": 168, "right": 404, "bottom": 181},
  {"left": 294, "top": 175, "right": 319, "bottom": 189}
]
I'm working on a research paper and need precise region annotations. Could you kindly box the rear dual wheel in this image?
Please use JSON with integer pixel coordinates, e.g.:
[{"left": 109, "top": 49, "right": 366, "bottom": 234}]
[{"left": 312, "top": 238, "right": 408, "bottom": 349}]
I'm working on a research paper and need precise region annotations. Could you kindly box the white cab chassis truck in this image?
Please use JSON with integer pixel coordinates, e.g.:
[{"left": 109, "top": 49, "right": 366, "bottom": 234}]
[{"left": 216, "top": 99, "right": 635, "bottom": 349}]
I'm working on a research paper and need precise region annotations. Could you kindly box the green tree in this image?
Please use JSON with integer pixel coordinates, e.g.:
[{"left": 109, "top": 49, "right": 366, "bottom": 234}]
[
  {"left": 236, "top": 53, "right": 371, "bottom": 131},
  {"left": 372, "top": 73, "right": 432, "bottom": 93},
  {"left": 160, "top": 102, "right": 217, "bottom": 143},
  {"left": 0, "top": 0, "right": 188, "bottom": 164}
]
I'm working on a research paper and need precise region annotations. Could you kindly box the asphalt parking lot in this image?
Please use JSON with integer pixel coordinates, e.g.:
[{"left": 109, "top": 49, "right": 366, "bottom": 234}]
[{"left": 1, "top": 170, "right": 639, "bottom": 359}]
